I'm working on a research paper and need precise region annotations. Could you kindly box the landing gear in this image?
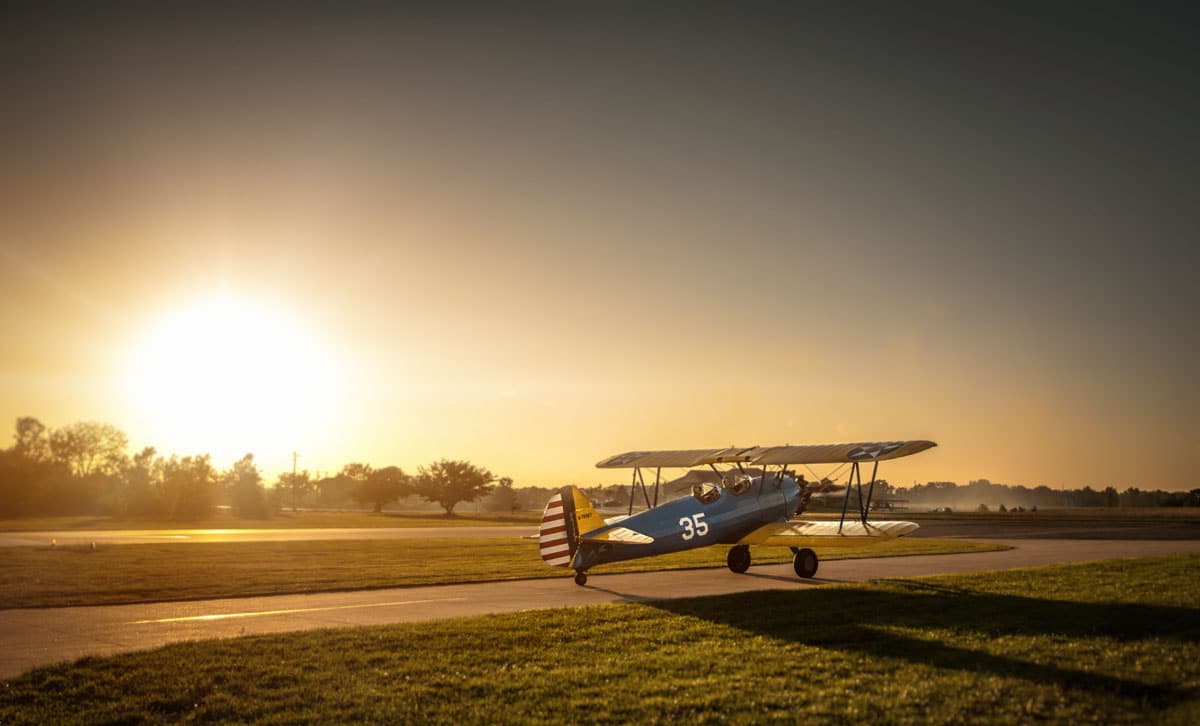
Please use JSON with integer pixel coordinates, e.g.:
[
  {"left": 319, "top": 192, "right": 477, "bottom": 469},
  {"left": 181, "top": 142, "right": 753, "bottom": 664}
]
[
  {"left": 726, "top": 545, "right": 751, "bottom": 574},
  {"left": 792, "top": 547, "right": 818, "bottom": 578},
  {"left": 574, "top": 571, "right": 588, "bottom": 586}
]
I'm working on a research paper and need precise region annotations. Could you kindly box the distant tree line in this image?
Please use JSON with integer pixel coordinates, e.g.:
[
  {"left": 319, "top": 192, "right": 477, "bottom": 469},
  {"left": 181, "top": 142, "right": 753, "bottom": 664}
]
[
  {"left": 0, "top": 417, "right": 499, "bottom": 520},
  {"left": 7, "top": 416, "right": 1197, "bottom": 520},
  {"left": 294, "top": 459, "right": 497, "bottom": 516},
  {"left": 888, "top": 478, "right": 1200, "bottom": 510}
]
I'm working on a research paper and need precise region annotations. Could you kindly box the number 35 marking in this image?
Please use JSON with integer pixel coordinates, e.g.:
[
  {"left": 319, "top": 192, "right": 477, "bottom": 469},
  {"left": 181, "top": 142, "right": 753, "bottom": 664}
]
[{"left": 679, "top": 513, "right": 709, "bottom": 541}]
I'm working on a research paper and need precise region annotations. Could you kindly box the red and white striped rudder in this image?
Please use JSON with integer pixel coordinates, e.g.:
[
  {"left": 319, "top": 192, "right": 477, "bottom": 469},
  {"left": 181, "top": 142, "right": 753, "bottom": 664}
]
[{"left": 538, "top": 491, "right": 573, "bottom": 567}]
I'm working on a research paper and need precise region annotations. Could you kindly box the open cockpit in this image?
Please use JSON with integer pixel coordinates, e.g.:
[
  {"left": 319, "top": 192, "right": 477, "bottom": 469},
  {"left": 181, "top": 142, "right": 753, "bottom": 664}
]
[{"left": 691, "top": 482, "right": 721, "bottom": 505}]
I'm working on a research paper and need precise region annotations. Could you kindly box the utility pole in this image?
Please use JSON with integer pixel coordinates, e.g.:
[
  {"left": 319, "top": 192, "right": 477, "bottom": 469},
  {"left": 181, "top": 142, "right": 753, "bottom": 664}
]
[{"left": 291, "top": 451, "right": 300, "bottom": 511}]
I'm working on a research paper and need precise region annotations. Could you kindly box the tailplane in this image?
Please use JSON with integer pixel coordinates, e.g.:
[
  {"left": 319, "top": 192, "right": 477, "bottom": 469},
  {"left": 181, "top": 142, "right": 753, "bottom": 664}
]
[{"left": 539, "top": 485, "right": 605, "bottom": 568}]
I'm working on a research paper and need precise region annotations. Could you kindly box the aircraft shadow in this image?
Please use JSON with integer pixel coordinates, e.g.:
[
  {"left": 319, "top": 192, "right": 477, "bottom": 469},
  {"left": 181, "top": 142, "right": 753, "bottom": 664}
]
[
  {"left": 642, "top": 579, "right": 1200, "bottom": 707},
  {"left": 741, "top": 572, "right": 839, "bottom": 585},
  {"left": 583, "top": 585, "right": 661, "bottom": 602}
]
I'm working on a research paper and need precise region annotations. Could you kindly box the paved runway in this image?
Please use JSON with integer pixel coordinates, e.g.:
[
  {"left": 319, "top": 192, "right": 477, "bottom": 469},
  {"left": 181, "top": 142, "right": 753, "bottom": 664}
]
[
  {"left": 3, "top": 538, "right": 1199, "bottom": 679},
  {"left": 0, "top": 526, "right": 538, "bottom": 547},
  {"left": 907, "top": 517, "right": 1200, "bottom": 540}
]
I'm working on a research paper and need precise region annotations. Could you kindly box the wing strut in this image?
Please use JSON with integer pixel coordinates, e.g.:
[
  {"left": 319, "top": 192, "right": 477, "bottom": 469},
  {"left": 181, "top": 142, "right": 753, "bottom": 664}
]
[
  {"left": 862, "top": 461, "right": 880, "bottom": 518},
  {"left": 837, "top": 460, "right": 882, "bottom": 532},
  {"left": 838, "top": 465, "right": 855, "bottom": 531},
  {"left": 627, "top": 467, "right": 662, "bottom": 515}
]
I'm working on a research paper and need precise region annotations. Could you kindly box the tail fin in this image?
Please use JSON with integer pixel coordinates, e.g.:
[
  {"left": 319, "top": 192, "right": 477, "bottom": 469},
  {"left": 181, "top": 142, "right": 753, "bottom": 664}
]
[{"left": 539, "top": 485, "right": 605, "bottom": 568}]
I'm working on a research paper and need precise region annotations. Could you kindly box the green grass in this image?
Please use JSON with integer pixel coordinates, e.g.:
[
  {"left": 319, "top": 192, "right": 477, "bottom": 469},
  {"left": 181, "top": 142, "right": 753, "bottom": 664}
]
[
  {"left": 2, "top": 554, "right": 1197, "bottom": 723},
  {"left": 0, "top": 510, "right": 541, "bottom": 532},
  {"left": 0, "top": 538, "right": 1005, "bottom": 608}
]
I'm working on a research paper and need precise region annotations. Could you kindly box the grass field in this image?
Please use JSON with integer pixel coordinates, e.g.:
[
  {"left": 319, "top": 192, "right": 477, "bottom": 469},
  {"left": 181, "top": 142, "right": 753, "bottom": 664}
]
[
  {"left": 2, "top": 554, "right": 1196, "bottom": 723},
  {"left": 0, "top": 538, "right": 1006, "bottom": 609}
]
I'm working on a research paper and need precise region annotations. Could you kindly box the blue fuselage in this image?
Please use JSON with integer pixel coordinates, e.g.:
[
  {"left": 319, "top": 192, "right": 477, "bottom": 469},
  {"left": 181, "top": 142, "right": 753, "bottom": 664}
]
[{"left": 571, "top": 475, "right": 801, "bottom": 571}]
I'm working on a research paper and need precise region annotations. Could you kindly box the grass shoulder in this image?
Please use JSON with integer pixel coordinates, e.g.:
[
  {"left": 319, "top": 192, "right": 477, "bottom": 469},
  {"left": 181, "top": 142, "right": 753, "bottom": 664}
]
[{"left": 2, "top": 553, "right": 1197, "bottom": 723}]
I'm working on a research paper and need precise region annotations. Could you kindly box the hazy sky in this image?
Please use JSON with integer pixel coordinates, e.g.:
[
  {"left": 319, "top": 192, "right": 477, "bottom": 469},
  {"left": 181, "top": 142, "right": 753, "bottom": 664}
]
[{"left": 2, "top": 3, "right": 1197, "bottom": 489}]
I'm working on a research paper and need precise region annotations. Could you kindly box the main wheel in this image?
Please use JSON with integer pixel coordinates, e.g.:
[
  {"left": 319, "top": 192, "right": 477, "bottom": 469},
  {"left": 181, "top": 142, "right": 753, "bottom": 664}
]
[
  {"left": 726, "top": 545, "right": 751, "bottom": 574},
  {"left": 574, "top": 571, "right": 588, "bottom": 586},
  {"left": 792, "top": 548, "right": 818, "bottom": 578}
]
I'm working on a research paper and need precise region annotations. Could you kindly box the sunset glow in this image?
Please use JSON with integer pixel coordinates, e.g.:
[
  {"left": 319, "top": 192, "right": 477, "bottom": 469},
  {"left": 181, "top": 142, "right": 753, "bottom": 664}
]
[
  {"left": 0, "top": 5, "right": 1195, "bottom": 489},
  {"left": 122, "top": 294, "right": 342, "bottom": 464}
]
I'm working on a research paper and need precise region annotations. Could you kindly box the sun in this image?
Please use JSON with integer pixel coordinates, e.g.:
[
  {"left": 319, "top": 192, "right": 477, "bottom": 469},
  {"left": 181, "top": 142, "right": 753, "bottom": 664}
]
[{"left": 123, "top": 293, "right": 343, "bottom": 466}]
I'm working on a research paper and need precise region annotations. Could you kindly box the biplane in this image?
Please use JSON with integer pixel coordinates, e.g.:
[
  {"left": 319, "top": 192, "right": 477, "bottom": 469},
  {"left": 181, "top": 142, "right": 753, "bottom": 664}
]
[{"left": 540, "top": 441, "right": 936, "bottom": 585}]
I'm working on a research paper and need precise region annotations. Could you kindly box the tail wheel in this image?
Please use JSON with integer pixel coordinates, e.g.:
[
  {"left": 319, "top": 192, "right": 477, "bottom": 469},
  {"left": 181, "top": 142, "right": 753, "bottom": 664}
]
[
  {"left": 574, "top": 571, "right": 588, "bottom": 586},
  {"left": 726, "top": 545, "right": 751, "bottom": 574},
  {"left": 792, "top": 548, "right": 818, "bottom": 578}
]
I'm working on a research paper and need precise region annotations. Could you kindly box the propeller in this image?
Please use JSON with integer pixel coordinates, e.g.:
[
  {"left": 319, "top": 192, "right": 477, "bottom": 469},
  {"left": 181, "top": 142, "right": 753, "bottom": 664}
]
[
  {"left": 793, "top": 477, "right": 844, "bottom": 516},
  {"left": 810, "top": 478, "right": 843, "bottom": 494}
]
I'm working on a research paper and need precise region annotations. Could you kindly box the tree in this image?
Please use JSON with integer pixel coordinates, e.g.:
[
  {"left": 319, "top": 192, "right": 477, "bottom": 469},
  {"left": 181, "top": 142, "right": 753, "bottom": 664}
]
[
  {"left": 161, "top": 454, "right": 218, "bottom": 520},
  {"left": 13, "top": 417, "right": 50, "bottom": 462},
  {"left": 48, "top": 421, "right": 128, "bottom": 478},
  {"left": 0, "top": 448, "right": 35, "bottom": 517},
  {"left": 352, "top": 465, "right": 410, "bottom": 513},
  {"left": 119, "top": 446, "right": 164, "bottom": 517},
  {"left": 276, "top": 470, "right": 314, "bottom": 512},
  {"left": 339, "top": 462, "right": 373, "bottom": 511},
  {"left": 602, "top": 484, "right": 628, "bottom": 508},
  {"left": 485, "top": 476, "right": 518, "bottom": 513},
  {"left": 314, "top": 473, "right": 355, "bottom": 507},
  {"left": 1, "top": 417, "right": 57, "bottom": 517},
  {"left": 414, "top": 459, "right": 495, "bottom": 516},
  {"left": 225, "top": 453, "right": 268, "bottom": 519}
]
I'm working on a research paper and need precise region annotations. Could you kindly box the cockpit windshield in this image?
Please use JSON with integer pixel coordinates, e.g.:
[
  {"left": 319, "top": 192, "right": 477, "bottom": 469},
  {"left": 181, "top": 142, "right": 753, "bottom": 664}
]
[{"left": 691, "top": 482, "right": 721, "bottom": 505}]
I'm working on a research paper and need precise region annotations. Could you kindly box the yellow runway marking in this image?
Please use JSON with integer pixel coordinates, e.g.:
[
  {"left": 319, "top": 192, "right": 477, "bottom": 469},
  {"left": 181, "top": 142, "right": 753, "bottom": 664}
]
[{"left": 132, "top": 597, "right": 468, "bottom": 624}]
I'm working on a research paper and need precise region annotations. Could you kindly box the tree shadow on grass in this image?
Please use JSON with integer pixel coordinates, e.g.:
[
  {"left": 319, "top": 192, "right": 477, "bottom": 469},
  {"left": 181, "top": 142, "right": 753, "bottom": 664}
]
[{"left": 644, "top": 580, "right": 1200, "bottom": 708}]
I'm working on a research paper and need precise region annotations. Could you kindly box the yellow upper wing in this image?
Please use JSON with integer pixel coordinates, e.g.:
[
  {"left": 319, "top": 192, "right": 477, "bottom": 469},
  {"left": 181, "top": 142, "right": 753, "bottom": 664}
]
[{"left": 596, "top": 441, "right": 936, "bottom": 469}]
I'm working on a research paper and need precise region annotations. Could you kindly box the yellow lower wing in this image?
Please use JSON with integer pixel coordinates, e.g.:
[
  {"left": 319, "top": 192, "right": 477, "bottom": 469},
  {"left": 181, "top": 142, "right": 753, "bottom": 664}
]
[{"left": 739, "top": 520, "right": 918, "bottom": 547}]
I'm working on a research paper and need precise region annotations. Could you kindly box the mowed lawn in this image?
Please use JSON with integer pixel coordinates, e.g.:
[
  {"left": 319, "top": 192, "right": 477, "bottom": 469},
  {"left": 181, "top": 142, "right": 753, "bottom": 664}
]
[
  {"left": 2, "top": 554, "right": 1197, "bottom": 723},
  {"left": 0, "top": 538, "right": 1006, "bottom": 608}
]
